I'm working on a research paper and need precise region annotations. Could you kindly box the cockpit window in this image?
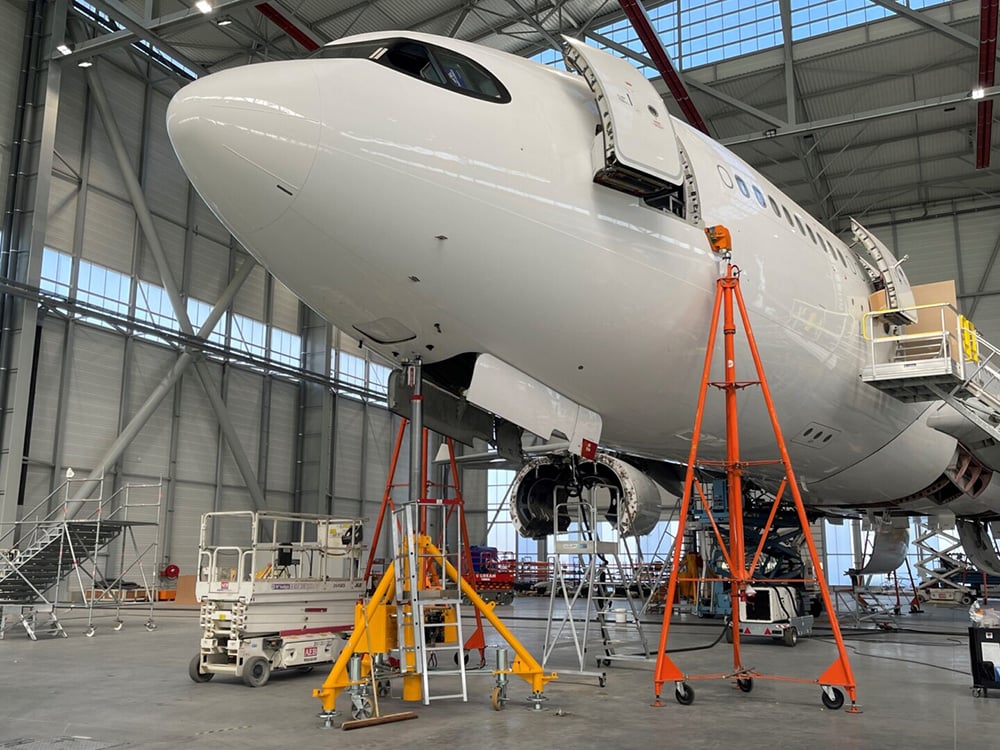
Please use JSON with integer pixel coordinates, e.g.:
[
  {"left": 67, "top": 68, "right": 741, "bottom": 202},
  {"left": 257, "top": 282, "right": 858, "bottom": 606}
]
[{"left": 314, "top": 38, "right": 511, "bottom": 103}]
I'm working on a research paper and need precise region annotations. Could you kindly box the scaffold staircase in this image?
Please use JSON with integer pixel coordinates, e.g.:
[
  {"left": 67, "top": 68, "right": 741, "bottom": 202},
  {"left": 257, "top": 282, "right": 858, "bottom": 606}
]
[
  {"left": 391, "top": 501, "right": 468, "bottom": 705},
  {"left": 0, "top": 520, "right": 126, "bottom": 606},
  {"left": 861, "top": 296, "right": 1000, "bottom": 445}
]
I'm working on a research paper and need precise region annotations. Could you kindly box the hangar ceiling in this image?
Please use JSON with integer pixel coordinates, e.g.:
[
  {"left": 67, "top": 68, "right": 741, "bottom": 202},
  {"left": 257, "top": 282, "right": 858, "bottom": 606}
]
[{"left": 57, "top": 0, "right": 999, "bottom": 231}]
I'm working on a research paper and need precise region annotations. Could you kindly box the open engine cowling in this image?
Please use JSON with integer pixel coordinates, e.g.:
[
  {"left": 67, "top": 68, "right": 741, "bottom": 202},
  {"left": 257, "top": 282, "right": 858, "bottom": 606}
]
[{"left": 510, "top": 454, "right": 664, "bottom": 539}]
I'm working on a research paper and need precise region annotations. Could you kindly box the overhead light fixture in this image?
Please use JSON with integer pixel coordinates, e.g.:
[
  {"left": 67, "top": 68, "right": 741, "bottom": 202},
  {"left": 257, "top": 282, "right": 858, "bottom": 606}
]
[
  {"left": 972, "top": 87, "right": 986, "bottom": 100},
  {"left": 78, "top": 60, "right": 93, "bottom": 68},
  {"left": 56, "top": 44, "right": 72, "bottom": 56},
  {"left": 195, "top": 0, "right": 212, "bottom": 14},
  {"left": 216, "top": 16, "right": 233, "bottom": 26}
]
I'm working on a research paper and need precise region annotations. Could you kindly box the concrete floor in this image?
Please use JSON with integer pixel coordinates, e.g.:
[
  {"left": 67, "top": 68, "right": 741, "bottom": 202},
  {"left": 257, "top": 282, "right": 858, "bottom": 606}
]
[{"left": 1, "top": 597, "right": 998, "bottom": 750}]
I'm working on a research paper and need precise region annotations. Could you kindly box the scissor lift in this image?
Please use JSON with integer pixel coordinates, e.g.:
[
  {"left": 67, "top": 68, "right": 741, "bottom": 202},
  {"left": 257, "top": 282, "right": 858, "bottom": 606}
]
[{"left": 188, "top": 511, "right": 365, "bottom": 687}]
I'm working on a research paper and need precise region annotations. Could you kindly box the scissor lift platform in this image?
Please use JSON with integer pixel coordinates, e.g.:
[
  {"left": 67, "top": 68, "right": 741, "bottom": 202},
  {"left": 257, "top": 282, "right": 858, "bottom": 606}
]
[{"left": 189, "top": 511, "right": 365, "bottom": 687}]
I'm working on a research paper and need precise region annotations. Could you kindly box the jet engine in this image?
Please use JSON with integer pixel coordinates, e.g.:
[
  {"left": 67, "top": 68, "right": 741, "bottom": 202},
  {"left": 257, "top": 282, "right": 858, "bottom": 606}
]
[{"left": 510, "top": 454, "right": 664, "bottom": 539}]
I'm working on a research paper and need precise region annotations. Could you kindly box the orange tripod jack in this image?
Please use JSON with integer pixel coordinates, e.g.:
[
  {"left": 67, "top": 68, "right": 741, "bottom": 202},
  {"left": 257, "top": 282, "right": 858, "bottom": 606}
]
[{"left": 652, "top": 233, "right": 860, "bottom": 713}]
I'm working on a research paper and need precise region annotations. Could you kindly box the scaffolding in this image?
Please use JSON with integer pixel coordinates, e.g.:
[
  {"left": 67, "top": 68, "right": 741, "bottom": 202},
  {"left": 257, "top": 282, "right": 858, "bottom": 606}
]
[{"left": 0, "top": 475, "right": 162, "bottom": 639}]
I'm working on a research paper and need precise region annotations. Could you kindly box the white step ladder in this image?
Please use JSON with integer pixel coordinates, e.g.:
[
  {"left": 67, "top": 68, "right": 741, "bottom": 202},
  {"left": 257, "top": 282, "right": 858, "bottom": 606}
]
[{"left": 390, "top": 502, "right": 467, "bottom": 705}]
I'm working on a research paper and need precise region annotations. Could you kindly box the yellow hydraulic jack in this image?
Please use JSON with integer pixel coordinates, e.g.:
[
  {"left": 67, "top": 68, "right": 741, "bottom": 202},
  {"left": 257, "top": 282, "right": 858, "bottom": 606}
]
[{"left": 314, "top": 534, "right": 557, "bottom": 727}]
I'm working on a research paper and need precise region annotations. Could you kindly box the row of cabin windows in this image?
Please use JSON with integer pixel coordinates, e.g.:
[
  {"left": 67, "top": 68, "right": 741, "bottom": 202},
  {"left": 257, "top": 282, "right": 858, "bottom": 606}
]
[{"left": 719, "top": 165, "right": 856, "bottom": 275}]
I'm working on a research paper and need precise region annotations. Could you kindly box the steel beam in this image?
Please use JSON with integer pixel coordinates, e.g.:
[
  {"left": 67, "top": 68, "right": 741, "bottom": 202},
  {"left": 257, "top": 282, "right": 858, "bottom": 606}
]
[
  {"left": 722, "top": 86, "right": 1000, "bottom": 146},
  {"left": 62, "top": 0, "right": 264, "bottom": 64},
  {"left": 1, "top": 0, "right": 67, "bottom": 527},
  {"left": 88, "top": 0, "right": 209, "bottom": 76},
  {"left": 869, "top": 0, "right": 1000, "bottom": 61},
  {"left": 66, "top": 259, "right": 255, "bottom": 507},
  {"left": 587, "top": 31, "right": 786, "bottom": 129},
  {"left": 975, "top": 0, "right": 997, "bottom": 169},
  {"left": 79, "top": 65, "right": 266, "bottom": 509},
  {"left": 617, "top": 0, "right": 708, "bottom": 134}
]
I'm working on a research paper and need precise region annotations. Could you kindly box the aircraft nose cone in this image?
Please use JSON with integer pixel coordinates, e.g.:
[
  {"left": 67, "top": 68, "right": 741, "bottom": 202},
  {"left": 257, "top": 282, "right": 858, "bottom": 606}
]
[{"left": 166, "top": 62, "right": 320, "bottom": 233}]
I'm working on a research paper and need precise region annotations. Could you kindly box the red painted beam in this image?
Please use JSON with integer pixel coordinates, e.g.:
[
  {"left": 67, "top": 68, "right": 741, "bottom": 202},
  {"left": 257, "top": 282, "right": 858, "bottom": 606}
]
[
  {"left": 617, "top": 0, "right": 709, "bottom": 135},
  {"left": 255, "top": 2, "right": 321, "bottom": 52},
  {"left": 975, "top": 0, "right": 997, "bottom": 168}
]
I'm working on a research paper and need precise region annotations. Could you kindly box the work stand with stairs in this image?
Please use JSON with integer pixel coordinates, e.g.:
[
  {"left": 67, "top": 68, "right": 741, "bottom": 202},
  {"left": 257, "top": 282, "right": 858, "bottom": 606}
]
[
  {"left": 313, "top": 384, "right": 557, "bottom": 728},
  {"left": 0, "top": 476, "right": 162, "bottom": 639}
]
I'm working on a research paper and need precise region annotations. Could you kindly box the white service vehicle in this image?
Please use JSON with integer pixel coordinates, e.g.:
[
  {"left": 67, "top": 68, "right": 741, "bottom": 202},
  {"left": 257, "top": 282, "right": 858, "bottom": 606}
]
[
  {"left": 188, "top": 511, "right": 365, "bottom": 687},
  {"left": 727, "top": 585, "right": 814, "bottom": 647}
]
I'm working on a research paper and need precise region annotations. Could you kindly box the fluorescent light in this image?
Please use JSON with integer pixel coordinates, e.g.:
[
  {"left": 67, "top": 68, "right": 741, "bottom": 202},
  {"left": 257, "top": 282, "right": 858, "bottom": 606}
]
[
  {"left": 972, "top": 87, "right": 985, "bottom": 100},
  {"left": 216, "top": 16, "right": 233, "bottom": 26},
  {"left": 78, "top": 60, "right": 93, "bottom": 68},
  {"left": 56, "top": 44, "right": 72, "bottom": 56},
  {"left": 195, "top": 0, "right": 212, "bottom": 14}
]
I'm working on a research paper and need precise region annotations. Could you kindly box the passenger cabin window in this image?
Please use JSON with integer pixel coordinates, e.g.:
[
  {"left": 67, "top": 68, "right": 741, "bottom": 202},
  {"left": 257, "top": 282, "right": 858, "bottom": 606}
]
[
  {"left": 806, "top": 224, "right": 816, "bottom": 243},
  {"left": 752, "top": 185, "right": 766, "bottom": 208},
  {"left": 313, "top": 38, "right": 511, "bottom": 103},
  {"left": 718, "top": 165, "right": 733, "bottom": 188},
  {"left": 768, "top": 196, "right": 781, "bottom": 217},
  {"left": 735, "top": 175, "right": 750, "bottom": 198},
  {"left": 794, "top": 214, "right": 806, "bottom": 235},
  {"left": 782, "top": 205, "right": 794, "bottom": 228}
]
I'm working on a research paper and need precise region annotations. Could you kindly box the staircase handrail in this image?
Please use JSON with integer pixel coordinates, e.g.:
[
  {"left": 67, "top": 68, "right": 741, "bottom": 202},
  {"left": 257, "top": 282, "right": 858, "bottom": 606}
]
[{"left": 862, "top": 301, "right": 965, "bottom": 379}]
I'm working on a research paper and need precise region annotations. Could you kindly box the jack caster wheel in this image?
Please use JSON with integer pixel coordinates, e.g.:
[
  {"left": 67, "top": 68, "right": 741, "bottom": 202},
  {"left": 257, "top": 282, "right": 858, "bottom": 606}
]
[
  {"left": 598, "top": 674, "right": 607, "bottom": 688},
  {"left": 491, "top": 686, "right": 506, "bottom": 711},
  {"left": 113, "top": 620, "right": 124, "bottom": 632},
  {"left": 145, "top": 621, "right": 157, "bottom": 632},
  {"left": 377, "top": 680, "right": 391, "bottom": 697},
  {"left": 821, "top": 687, "right": 845, "bottom": 710},
  {"left": 188, "top": 654, "right": 214, "bottom": 683},
  {"left": 783, "top": 627, "right": 798, "bottom": 647},
  {"left": 454, "top": 650, "right": 470, "bottom": 666},
  {"left": 352, "top": 697, "right": 373, "bottom": 720},
  {"left": 84, "top": 626, "right": 95, "bottom": 638},
  {"left": 737, "top": 678, "right": 753, "bottom": 693},
  {"left": 242, "top": 656, "right": 271, "bottom": 688},
  {"left": 674, "top": 683, "right": 695, "bottom": 706}
]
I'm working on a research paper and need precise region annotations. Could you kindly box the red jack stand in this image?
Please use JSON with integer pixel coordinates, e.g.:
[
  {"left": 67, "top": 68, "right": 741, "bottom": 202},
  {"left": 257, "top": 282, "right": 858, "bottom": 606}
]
[{"left": 652, "top": 229, "right": 860, "bottom": 713}]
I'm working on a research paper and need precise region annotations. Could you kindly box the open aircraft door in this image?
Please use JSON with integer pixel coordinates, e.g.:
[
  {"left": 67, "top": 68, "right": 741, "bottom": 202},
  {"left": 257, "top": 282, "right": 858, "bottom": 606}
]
[
  {"left": 853, "top": 218, "right": 918, "bottom": 325},
  {"left": 562, "top": 36, "right": 685, "bottom": 200}
]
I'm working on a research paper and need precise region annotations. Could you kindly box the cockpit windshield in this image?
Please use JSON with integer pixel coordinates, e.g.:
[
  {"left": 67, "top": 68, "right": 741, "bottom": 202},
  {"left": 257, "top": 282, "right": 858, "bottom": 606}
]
[{"left": 312, "top": 38, "right": 511, "bottom": 103}]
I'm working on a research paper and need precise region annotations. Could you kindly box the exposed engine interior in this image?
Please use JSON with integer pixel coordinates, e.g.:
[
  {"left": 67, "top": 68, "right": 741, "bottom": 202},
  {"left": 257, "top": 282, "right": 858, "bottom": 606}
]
[{"left": 510, "top": 453, "right": 665, "bottom": 539}]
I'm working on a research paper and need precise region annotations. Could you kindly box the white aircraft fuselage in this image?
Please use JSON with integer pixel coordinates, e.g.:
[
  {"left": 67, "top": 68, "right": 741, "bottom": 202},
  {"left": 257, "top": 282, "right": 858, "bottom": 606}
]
[{"left": 166, "top": 31, "right": 998, "bottom": 520}]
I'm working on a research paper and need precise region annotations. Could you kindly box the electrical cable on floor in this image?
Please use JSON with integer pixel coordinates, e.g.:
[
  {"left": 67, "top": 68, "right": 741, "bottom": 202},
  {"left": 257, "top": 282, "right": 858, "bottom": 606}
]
[{"left": 812, "top": 635, "right": 970, "bottom": 676}]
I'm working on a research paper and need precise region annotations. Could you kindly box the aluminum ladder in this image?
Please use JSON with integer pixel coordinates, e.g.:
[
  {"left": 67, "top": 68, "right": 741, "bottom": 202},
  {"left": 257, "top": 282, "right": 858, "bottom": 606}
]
[{"left": 391, "top": 502, "right": 468, "bottom": 705}]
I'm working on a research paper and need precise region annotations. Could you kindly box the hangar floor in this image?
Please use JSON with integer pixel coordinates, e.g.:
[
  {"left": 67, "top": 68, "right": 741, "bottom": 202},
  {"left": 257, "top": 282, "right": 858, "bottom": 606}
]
[{"left": 0, "top": 597, "right": 997, "bottom": 749}]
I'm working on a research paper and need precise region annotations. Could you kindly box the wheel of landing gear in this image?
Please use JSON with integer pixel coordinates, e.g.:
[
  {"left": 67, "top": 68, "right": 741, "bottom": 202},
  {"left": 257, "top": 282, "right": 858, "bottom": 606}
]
[
  {"left": 821, "top": 687, "right": 845, "bottom": 710},
  {"left": 782, "top": 627, "right": 798, "bottom": 647},
  {"left": 675, "top": 683, "right": 695, "bottom": 705},
  {"left": 242, "top": 656, "right": 271, "bottom": 688},
  {"left": 737, "top": 678, "right": 753, "bottom": 693},
  {"left": 189, "top": 654, "right": 214, "bottom": 683}
]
